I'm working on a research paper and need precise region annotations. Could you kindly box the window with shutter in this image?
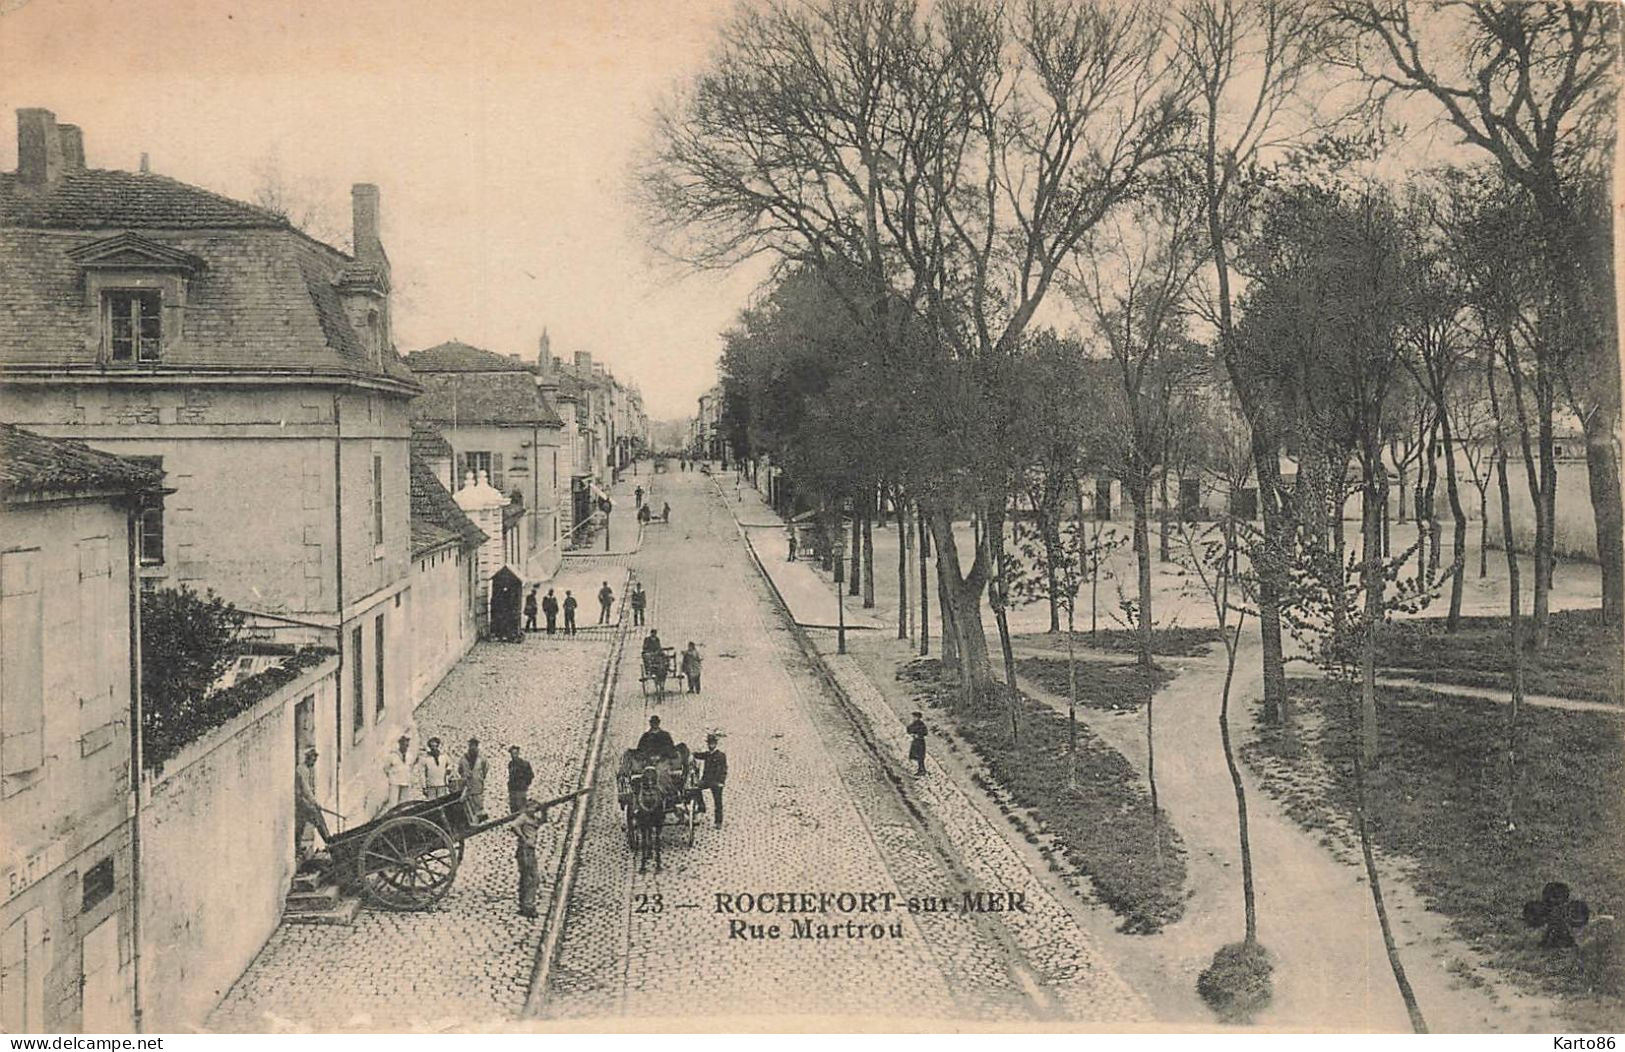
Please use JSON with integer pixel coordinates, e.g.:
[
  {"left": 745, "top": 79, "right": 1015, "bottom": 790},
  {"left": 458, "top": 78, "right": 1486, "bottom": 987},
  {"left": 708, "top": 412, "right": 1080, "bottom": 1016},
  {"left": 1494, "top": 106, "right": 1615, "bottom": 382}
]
[
  {"left": 1, "top": 550, "right": 44, "bottom": 778},
  {"left": 490, "top": 453, "right": 504, "bottom": 496}
]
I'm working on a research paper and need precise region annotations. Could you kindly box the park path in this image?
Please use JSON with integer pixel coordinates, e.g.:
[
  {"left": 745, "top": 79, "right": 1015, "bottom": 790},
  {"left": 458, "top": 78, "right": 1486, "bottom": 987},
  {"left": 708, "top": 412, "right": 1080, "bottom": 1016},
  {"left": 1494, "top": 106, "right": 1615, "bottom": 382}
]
[
  {"left": 1011, "top": 637, "right": 1566, "bottom": 1032},
  {"left": 542, "top": 468, "right": 1146, "bottom": 1025}
]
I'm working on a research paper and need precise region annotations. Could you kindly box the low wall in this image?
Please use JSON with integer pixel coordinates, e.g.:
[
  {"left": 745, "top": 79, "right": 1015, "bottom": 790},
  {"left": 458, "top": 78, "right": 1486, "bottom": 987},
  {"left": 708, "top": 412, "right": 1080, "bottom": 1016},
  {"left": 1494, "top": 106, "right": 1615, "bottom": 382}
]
[{"left": 137, "top": 656, "right": 339, "bottom": 1031}]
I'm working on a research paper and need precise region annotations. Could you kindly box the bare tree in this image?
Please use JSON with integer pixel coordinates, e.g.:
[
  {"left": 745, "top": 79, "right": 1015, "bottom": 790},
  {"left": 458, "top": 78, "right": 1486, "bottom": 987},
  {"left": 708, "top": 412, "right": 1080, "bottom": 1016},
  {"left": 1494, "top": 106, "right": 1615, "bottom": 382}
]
[
  {"left": 1332, "top": 0, "right": 1621, "bottom": 628},
  {"left": 250, "top": 152, "right": 349, "bottom": 251},
  {"left": 642, "top": 0, "right": 1193, "bottom": 706}
]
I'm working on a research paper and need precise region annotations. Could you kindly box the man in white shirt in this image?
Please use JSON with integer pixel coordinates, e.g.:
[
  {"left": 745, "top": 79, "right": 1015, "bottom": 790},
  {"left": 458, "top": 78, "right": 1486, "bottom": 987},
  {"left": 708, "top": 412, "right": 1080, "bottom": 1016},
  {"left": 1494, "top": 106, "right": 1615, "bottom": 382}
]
[
  {"left": 385, "top": 734, "right": 416, "bottom": 806},
  {"left": 417, "top": 737, "right": 453, "bottom": 799}
]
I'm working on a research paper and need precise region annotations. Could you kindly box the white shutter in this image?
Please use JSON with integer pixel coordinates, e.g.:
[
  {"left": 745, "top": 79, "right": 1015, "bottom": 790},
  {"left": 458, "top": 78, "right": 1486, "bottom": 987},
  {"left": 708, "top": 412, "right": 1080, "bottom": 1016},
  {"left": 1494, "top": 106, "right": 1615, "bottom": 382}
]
[{"left": 1, "top": 550, "right": 44, "bottom": 776}]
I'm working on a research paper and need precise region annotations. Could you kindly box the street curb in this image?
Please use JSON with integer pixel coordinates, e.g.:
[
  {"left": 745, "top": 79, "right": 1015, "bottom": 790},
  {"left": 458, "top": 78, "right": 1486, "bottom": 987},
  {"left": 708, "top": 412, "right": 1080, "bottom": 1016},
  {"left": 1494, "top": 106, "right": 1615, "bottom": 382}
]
[{"left": 523, "top": 586, "right": 629, "bottom": 1017}]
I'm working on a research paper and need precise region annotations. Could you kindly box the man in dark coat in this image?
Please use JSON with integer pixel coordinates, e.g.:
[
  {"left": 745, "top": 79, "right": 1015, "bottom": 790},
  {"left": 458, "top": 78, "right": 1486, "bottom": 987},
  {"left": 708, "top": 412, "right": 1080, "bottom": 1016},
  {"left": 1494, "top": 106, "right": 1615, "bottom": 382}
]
[
  {"left": 541, "top": 588, "right": 560, "bottom": 634},
  {"left": 524, "top": 587, "right": 539, "bottom": 633},
  {"left": 906, "top": 711, "right": 928, "bottom": 776},
  {"left": 636, "top": 715, "right": 676, "bottom": 760},
  {"left": 507, "top": 745, "right": 535, "bottom": 814},
  {"left": 562, "top": 590, "right": 578, "bottom": 635},
  {"left": 598, "top": 581, "right": 615, "bottom": 624},
  {"left": 630, "top": 582, "right": 647, "bottom": 626},
  {"left": 690, "top": 733, "right": 728, "bottom": 828}
]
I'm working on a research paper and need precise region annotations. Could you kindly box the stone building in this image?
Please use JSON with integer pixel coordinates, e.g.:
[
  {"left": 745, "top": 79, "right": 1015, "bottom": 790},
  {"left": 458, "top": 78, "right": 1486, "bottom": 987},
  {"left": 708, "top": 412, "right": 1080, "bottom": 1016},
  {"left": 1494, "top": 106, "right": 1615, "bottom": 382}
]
[
  {"left": 404, "top": 341, "right": 564, "bottom": 582},
  {"left": 407, "top": 432, "right": 486, "bottom": 700},
  {"left": 0, "top": 424, "right": 162, "bottom": 1032},
  {"left": 0, "top": 109, "right": 420, "bottom": 824}
]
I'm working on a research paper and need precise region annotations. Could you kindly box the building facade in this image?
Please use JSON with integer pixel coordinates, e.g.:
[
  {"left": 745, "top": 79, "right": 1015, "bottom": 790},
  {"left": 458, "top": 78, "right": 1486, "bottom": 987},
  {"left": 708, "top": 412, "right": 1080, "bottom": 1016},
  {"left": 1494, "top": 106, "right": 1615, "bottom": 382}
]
[
  {"left": 0, "top": 425, "right": 161, "bottom": 1033},
  {"left": 0, "top": 109, "right": 420, "bottom": 825}
]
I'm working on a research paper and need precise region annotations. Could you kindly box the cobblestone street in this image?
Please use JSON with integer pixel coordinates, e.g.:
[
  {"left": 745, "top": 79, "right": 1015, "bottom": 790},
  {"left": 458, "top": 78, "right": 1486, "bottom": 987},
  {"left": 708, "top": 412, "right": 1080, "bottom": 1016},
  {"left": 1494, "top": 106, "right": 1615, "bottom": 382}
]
[
  {"left": 544, "top": 469, "right": 1144, "bottom": 1025},
  {"left": 208, "top": 555, "right": 626, "bottom": 1032}
]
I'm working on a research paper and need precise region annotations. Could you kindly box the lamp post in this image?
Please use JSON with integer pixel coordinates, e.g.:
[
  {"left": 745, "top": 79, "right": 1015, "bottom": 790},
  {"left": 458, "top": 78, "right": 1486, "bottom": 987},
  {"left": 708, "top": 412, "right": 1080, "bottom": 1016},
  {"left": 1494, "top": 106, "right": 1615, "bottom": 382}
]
[{"left": 836, "top": 502, "right": 850, "bottom": 654}]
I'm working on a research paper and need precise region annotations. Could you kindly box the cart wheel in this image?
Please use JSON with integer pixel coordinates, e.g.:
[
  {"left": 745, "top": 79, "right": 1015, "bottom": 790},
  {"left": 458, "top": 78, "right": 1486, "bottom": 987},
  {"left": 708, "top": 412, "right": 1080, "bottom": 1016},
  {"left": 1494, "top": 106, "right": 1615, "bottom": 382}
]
[
  {"left": 685, "top": 802, "right": 697, "bottom": 846},
  {"left": 358, "top": 815, "right": 459, "bottom": 911}
]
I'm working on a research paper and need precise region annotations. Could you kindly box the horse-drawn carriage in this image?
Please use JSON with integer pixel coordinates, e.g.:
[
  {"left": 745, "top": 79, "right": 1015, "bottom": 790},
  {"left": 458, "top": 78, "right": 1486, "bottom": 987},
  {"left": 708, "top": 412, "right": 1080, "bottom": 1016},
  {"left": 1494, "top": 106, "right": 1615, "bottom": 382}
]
[
  {"left": 319, "top": 786, "right": 586, "bottom": 910},
  {"left": 615, "top": 745, "right": 700, "bottom": 873},
  {"left": 639, "top": 646, "right": 678, "bottom": 699}
]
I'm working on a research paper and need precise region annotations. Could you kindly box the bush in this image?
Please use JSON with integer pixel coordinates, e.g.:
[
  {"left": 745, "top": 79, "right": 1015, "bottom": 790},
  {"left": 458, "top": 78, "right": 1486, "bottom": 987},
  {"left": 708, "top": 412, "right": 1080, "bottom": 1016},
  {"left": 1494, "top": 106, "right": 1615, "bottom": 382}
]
[{"left": 1197, "top": 940, "right": 1274, "bottom": 1023}]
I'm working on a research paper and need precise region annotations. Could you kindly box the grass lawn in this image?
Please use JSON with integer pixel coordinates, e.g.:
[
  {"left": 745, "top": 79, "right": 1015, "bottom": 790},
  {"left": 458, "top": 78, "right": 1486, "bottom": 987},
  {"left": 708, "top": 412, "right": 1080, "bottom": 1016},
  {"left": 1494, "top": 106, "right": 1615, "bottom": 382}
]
[
  {"left": 1013, "top": 626, "right": 1224, "bottom": 658},
  {"left": 1015, "top": 657, "right": 1172, "bottom": 712},
  {"left": 1374, "top": 608, "right": 1622, "bottom": 705},
  {"left": 897, "top": 658, "right": 1187, "bottom": 935},
  {"left": 1247, "top": 679, "right": 1624, "bottom": 1030}
]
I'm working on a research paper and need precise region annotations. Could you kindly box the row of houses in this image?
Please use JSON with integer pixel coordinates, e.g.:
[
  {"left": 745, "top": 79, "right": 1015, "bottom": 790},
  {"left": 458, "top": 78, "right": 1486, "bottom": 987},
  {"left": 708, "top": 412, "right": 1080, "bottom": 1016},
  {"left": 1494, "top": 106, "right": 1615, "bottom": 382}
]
[
  {"left": 689, "top": 382, "right": 724, "bottom": 462},
  {"left": 0, "top": 108, "right": 644, "bottom": 1031}
]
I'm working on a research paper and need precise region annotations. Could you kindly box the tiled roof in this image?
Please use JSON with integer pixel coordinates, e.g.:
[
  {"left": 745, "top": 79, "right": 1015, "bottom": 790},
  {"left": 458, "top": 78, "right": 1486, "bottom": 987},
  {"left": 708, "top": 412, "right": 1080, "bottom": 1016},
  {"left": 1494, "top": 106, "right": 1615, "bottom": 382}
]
[
  {"left": 0, "top": 172, "right": 416, "bottom": 389},
  {"left": 409, "top": 370, "right": 563, "bottom": 428},
  {"left": 0, "top": 422, "right": 163, "bottom": 499},
  {"left": 406, "top": 341, "right": 534, "bottom": 373},
  {"left": 409, "top": 453, "right": 486, "bottom": 556},
  {"left": 0, "top": 169, "right": 288, "bottom": 229},
  {"left": 410, "top": 422, "right": 453, "bottom": 460}
]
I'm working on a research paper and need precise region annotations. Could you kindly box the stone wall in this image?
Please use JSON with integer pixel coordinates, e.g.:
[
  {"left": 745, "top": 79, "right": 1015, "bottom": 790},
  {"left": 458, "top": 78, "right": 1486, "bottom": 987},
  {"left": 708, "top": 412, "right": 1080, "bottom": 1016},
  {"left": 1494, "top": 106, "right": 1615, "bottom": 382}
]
[{"left": 136, "top": 656, "right": 339, "bottom": 1031}]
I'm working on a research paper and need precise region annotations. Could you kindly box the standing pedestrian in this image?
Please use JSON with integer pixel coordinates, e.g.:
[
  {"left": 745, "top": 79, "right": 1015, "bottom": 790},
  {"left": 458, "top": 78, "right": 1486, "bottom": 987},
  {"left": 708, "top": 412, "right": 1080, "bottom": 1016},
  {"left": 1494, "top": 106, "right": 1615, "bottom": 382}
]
[
  {"left": 787, "top": 527, "right": 797, "bottom": 562},
  {"left": 635, "top": 485, "right": 645, "bottom": 508},
  {"left": 661, "top": 501, "right": 671, "bottom": 524},
  {"left": 458, "top": 738, "right": 490, "bottom": 821},
  {"left": 541, "top": 588, "right": 559, "bottom": 634},
  {"left": 507, "top": 745, "right": 535, "bottom": 814},
  {"left": 295, "top": 747, "right": 330, "bottom": 857},
  {"left": 385, "top": 734, "right": 416, "bottom": 805},
  {"left": 513, "top": 799, "right": 550, "bottom": 918},
  {"left": 524, "top": 587, "right": 539, "bottom": 633},
  {"left": 562, "top": 590, "right": 578, "bottom": 634},
  {"left": 906, "top": 712, "right": 928, "bottom": 776},
  {"left": 691, "top": 733, "right": 728, "bottom": 828},
  {"left": 417, "top": 737, "right": 453, "bottom": 798},
  {"left": 630, "top": 582, "right": 647, "bottom": 626},
  {"left": 598, "top": 581, "right": 615, "bottom": 624},
  {"left": 680, "top": 642, "right": 703, "bottom": 694}
]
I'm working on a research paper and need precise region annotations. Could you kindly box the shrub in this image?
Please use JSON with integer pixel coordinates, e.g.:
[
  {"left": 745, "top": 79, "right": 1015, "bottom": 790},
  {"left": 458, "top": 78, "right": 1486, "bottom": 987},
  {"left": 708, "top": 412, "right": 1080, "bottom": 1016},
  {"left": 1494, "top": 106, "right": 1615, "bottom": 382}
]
[
  {"left": 141, "top": 585, "right": 243, "bottom": 768},
  {"left": 1197, "top": 940, "right": 1274, "bottom": 1023}
]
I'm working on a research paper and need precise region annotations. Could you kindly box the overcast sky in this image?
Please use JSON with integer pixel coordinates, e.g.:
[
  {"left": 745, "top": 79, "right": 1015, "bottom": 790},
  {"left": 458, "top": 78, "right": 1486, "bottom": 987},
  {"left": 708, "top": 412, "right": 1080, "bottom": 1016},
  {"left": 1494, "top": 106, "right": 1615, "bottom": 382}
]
[{"left": 0, "top": 0, "right": 766, "bottom": 420}]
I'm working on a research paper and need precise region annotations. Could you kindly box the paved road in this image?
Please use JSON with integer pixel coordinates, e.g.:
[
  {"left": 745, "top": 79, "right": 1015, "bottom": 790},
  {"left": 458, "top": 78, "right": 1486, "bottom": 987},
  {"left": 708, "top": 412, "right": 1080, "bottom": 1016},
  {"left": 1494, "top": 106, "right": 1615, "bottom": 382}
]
[
  {"left": 543, "top": 470, "right": 1144, "bottom": 1025},
  {"left": 209, "top": 550, "right": 632, "bottom": 1032}
]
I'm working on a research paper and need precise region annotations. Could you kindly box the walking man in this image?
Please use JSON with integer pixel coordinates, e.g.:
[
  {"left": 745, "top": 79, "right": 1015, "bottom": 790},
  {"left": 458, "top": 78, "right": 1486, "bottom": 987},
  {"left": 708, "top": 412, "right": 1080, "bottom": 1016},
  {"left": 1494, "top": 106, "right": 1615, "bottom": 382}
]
[
  {"left": 635, "top": 485, "right": 645, "bottom": 508},
  {"left": 507, "top": 745, "right": 535, "bottom": 815},
  {"left": 418, "top": 737, "right": 453, "bottom": 798},
  {"left": 524, "top": 587, "right": 539, "bottom": 633},
  {"left": 906, "top": 712, "right": 928, "bottom": 776},
  {"left": 691, "top": 733, "right": 728, "bottom": 828},
  {"left": 295, "top": 747, "right": 329, "bottom": 857},
  {"left": 541, "top": 588, "right": 559, "bottom": 635},
  {"left": 513, "top": 799, "right": 551, "bottom": 919},
  {"left": 562, "top": 590, "right": 578, "bottom": 635},
  {"left": 680, "top": 641, "right": 703, "bottom": 694},
  {"left": 598, "top": 580, "right": 615, "bottom": 625},
  {"left": 630, "top": 582, "right": 647, "bottom": 626},
  {"left": 385, "top": 734, "right": 416, "bottom": 805},
  {"left": 459, "top": 738, "right": 490, "bottom": 821}
]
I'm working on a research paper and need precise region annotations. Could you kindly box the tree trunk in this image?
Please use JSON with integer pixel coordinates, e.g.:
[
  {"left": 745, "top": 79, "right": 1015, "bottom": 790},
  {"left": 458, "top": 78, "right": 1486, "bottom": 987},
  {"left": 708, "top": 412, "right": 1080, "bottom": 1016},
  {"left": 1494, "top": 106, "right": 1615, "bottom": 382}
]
[
  {"left": 849, "top": 510, "right": 862, "bottom": 597},
  {"left": 1129, "top": 478, "right": 1155, "bottom": 672},
  {"left": 987, "top": 503, "right": 1022, "bottom": 742},
  {"left": 1437, "top": 410, "right": 1468, "bottom": 630},
  {"left": 896, "top": 493, "right": 909, "bottom": 641},
  {"left": 929, "top": 510, "right": 991, "bottom": 701},
  {"left": 918, "top": 506, "right": 930, "bottom": 658},
  {"left": 1218, "top": 616, "right": 1257, "bottom": 945},
  {"left": 862, "top": 503, "right": 875, "bottom": 609},
  {"left": 1252, "top": 441, "right": 1291, "bottom": 733},
  {"left": 1360, "top": 474, "right": 1382, "bottom": 769},
  {"left": 1158, "top": 463, "right": 1171, "bottom": 562},
  {"left": 1497, "top": 445, "right": 1526, "bottom": 831},
  {"left": 1044, "top": 513, "right": 1062, "bottom": 634},
  {"left": 1583, "top": 411, "right": 1624, "bottom": 626},
  {"left": 1478, "top": 487, "right": 1491, "bottom": 579}
]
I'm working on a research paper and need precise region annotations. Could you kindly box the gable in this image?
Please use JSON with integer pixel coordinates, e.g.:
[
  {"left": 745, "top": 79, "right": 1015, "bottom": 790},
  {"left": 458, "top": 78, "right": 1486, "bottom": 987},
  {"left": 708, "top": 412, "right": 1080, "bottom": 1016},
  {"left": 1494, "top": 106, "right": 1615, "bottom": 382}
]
[{"left": 65, "top": 232, "right": 202, "bottom": 273}]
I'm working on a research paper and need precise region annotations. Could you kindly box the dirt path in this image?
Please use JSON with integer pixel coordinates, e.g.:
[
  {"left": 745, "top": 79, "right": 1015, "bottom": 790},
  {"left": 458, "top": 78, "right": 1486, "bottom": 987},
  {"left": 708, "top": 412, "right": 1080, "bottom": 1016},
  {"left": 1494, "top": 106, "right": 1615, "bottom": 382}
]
[{"left": 1013, "top": 632, "right": 1564, "bottom": 1032}]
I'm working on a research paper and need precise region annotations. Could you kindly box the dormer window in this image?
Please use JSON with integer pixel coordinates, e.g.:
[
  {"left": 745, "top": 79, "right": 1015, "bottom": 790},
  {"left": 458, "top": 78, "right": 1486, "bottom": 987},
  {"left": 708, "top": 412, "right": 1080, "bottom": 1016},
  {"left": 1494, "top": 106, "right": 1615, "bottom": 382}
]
[{"left": 106, "top": 290, "right": 162, "bottom": 362}]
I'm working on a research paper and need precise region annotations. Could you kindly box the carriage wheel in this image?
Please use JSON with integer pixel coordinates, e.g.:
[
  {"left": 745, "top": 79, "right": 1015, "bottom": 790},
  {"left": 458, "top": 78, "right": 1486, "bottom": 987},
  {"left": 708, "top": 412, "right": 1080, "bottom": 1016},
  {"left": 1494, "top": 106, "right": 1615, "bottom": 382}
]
[{"left": 357, "top": 815, "right": 459, "bottom": 911}]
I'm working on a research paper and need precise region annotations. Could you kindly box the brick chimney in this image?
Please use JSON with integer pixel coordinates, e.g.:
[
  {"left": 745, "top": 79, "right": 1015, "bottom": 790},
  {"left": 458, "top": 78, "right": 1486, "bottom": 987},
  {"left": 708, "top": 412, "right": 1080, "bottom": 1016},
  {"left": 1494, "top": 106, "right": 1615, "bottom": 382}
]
[
  {"left": 57, "top": 125, "right": 84, "bottom": 172},
  {"left": 16, "top": 109, "right": 64, "bottom": 186},
  {"left": 351, "top": 183, "right": 386, "bottom": 264}
]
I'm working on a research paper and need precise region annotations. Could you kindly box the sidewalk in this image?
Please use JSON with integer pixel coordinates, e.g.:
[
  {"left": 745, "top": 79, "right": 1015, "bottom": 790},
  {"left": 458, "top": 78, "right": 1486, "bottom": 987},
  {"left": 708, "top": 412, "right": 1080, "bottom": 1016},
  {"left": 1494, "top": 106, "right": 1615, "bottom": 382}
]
[{"left": 729, "top": 481, "right": 887, "bottom": 631}]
